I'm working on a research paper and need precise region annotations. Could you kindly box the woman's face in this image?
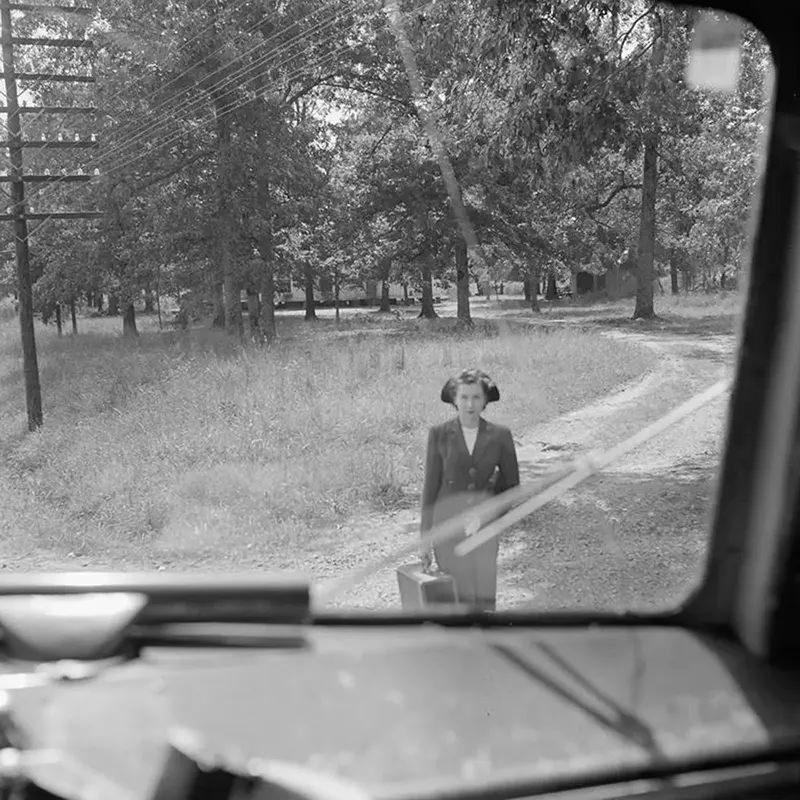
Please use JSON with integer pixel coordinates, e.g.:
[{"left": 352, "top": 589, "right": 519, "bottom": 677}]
[{"left": 454, "top": 381, "right": 487, "bottom": 426}]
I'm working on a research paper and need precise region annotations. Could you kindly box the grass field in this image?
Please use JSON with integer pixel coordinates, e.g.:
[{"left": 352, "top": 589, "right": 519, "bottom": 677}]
[
  {"left": 485, "top": 289, "right": 744, "bottom": 335},
  {"left": 0, "top": 306, "right": 655, "bottom": 561}
]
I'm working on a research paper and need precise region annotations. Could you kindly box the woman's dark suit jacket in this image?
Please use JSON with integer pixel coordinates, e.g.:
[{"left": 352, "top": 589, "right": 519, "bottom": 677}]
[{"left": 420, "top": 417, "right": 520, "bottom": 605}]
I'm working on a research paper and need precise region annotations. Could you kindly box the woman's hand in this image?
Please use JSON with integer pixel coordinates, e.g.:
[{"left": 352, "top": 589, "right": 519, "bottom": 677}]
[{"left": 465, "top": 515, "right": 481, "bottom": 537}]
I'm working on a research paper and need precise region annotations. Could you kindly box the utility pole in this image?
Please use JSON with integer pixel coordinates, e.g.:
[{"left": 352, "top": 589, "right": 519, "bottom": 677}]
[
  {"left": 1, "top": 0, "right": 40, "bottom": 430},
  {"left": 0, "top": 1, "right": 100, "bottom": 431}
]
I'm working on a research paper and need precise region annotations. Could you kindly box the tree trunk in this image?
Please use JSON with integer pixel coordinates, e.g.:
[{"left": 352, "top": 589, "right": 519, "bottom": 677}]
[
  {"left": 403, "top": 281, "right": 409, "bottom": 304},
  {"left": 108, "top": 294, "right": 119, "bottom": 315},
  {"left": 96, "top": 293, "right": 104, "bottom": 313},
  {"left": 632, "top": 15, "right": 666, "bottom": 321},
  {"left": 419, "top": 259, "right": 437, "bottom": 318},
  {"left": 608, "top": 263, "right": 620, "bottom": 300},
  {"left": 211, "top": 281, "right": 225, "bottom": 328},
  {"left": 454, "top": 237, "right": 472, "bottom": 325},
  {"left": 70, "top": 297, "right": 77, "bottom": 334},
  {"left": 247, "top": 287, "right": 261, "bottom": 336},
  {"left": 225, "top": 276, "right": 244, "bottom": 338},
  {"left": 122, "top": 302, "right": 138, "bottom": 337},
  {"left": 416, "top": 209, "right": 437, "bottom": 319},
  {"left": 255, "top": 168, "right": 276, "bottom": 342},
  {"left": 379, "top": 257, "right": 392, "bottom": 312},
  {"left": 215, "top": 103, "right": 242, "bottom": 339},
  {"left": 334, "top": 269, "right": 341, "bottom": 324},
  {"left": 632, "top": 131, "right": 659, "bottom": 319},
  {"left": 304, "top": 262, "right": 316, "bottom": 320},
  {"left": 545, "top": 273, "right": 558, "bottom": 301},
  {"left": 670, "top": 256, "right": 679, "bottom": 295},
  {"left": 250, "top": 63, "right": 291, "bottom": 343},
  {"left": 379, "top": 279, "right": 390, "bottom": 312},
  {"left": 144, "top": 286, "right": 155, "bottom": 313},
  {"left": 385, "top": 0, "right": 485, "bottom": 301},
  {"left": 523, "top": 278, "right": 531, "bottom": 302},
  {"left": 55, "top": 304, "right": 62, "bottom": 336},
  {"left": 155, "top": 265, "right": 163, "bottom": 330},
  {"left": 259, "top": 250, "right": 276, "bottom": 341},
  {"left": 530, "top": 271, "right": 540, "bottom": 312}
]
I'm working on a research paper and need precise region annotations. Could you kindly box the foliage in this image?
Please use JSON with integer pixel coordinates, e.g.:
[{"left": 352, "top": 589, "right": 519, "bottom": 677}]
[{"left": 1, "top": 0, "right": 770, "bottom": 323}]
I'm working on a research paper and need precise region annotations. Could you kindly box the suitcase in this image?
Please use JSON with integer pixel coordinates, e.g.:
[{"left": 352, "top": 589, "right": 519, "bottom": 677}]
[{"left": 396, "top": 563, "right": 458, "bottom": 610}]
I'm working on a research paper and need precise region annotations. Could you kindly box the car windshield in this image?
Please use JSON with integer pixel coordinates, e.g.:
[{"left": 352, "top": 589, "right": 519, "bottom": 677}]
[{"left": 0, "top": 0, "right": 772, "bottom": 616}]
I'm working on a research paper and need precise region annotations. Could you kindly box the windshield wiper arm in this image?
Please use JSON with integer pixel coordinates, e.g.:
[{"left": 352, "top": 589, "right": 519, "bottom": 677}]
[{"left": 492, "top": 639, "right": 664, "bottom": 756}]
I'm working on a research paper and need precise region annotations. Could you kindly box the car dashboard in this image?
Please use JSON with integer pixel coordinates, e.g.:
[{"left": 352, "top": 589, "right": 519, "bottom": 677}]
[{"left": 0, "top": 618, "right": 799, "bottom": 800}]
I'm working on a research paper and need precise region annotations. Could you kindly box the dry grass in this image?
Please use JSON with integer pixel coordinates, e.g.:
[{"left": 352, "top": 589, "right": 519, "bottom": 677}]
[{"left": 0, "top": 309, "right": 654, "bottom": 561}]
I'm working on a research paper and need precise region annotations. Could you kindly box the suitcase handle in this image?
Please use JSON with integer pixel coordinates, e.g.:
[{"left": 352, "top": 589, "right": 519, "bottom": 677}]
[{"left": 421, "top": 561, "right": 449, "bottom": 577}]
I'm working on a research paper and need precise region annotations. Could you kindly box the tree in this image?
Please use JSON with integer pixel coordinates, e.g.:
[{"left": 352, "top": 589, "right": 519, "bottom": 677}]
[
  {"left": 631, "top": 10, "right": 667, "bottom": 319},
  {"left": 3, "top": 0, "right": 772, "bottom": 382}
]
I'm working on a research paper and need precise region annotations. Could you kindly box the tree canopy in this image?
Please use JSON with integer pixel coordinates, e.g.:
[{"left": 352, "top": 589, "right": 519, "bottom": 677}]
[{"left": 3, "top": 0, "right": 771, "bottom": 334}]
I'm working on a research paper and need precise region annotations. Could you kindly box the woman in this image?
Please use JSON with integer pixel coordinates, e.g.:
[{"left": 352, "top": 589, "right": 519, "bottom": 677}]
[{"left": 420, "top": 368, "right": 520, "bottom": 611}]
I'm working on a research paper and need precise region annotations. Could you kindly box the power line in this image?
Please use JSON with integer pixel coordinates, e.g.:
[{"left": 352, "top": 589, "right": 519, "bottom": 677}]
[
  {"left": 87, "top": 0, "right": 423, "bottom": 181},
  {"left": 17, "top": 1, "right": 389, "bottom": 241},
  {"left": 87, "top": 0, "right": 274, "bottom": 134},
  {"left": 54, "top": 0, "right": 353, "bottom": 182},
  {"left": 22, "top": 39, "right": 368, "bottom": 239},
  {"left": 5, "top": 0, "right": 222, "bottom": 134},
  {"left": 29, "top": 6, "right": 355, "bottom": 199},
  {"left": 25, "top": 7, "right": 370, "bottom": 216},
  {"left": 84, "top": 4, "right": 359, "bottom": 179},
  {"left": 31, "top": 36, "right": 363, "bottom": 209}
]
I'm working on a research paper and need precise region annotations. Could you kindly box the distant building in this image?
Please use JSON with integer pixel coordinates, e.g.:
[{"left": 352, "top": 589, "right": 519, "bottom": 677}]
[
  {"left": 272, "top": 277, "right": 447, "bottom": 308},
  {"left": 571, "top": 260, "right": 664, "bottom": 300}
]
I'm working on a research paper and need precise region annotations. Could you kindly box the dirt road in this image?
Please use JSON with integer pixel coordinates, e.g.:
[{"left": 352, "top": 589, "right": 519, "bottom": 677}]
[
  {"left": 0, "top": 310, "right": 737, "bottom": 616},
  {"left": 308, "top": 326, "right": 736, "bottom": 612}
]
